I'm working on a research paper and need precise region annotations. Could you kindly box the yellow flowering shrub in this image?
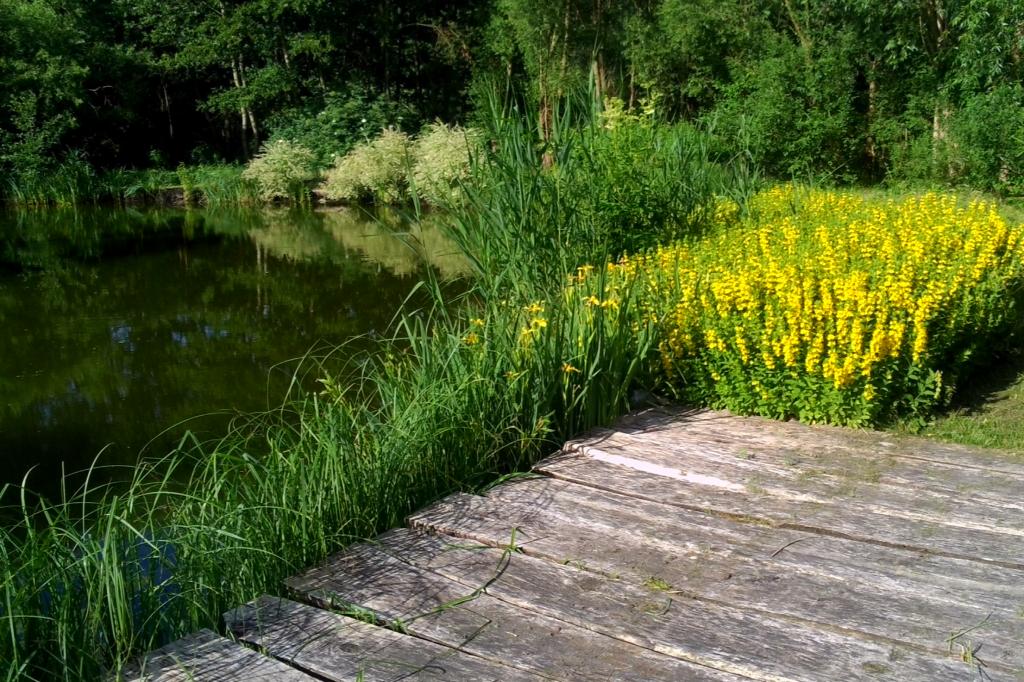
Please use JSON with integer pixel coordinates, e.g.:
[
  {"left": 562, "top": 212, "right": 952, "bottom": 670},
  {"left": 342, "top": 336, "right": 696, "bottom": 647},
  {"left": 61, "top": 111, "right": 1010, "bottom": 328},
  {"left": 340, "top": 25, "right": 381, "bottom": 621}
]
[{"left": 597, "top": 185, "right": 1024, "bottom": 425}]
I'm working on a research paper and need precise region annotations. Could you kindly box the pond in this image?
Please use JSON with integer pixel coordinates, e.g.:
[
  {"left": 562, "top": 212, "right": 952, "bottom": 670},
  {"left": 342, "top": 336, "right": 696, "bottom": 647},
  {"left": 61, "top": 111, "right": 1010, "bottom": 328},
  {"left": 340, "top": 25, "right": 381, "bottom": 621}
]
[{"left": 0, "top": 206, "right": 467, "bottom": 498}]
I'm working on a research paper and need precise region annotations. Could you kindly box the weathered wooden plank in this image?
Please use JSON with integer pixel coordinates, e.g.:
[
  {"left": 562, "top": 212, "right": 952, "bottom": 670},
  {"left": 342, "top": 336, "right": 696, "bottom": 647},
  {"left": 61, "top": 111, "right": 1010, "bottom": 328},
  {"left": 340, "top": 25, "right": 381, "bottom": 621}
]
[
  {"left": 322, "top": 529, "right": 976, "bottom": 681},
  {"left": 408, "top": 479, "right": 1024, "bottom": 672},
  {"left": 583, "top": 432, "right": 1024, "bottom": 532},
  {"left": 615, "top": 409, "right": 1024, "bottom": 477},
  {"left": 537, "top": 445, "right": 1024, "bottom": 569},
  {"left": 226, "top": 595, "right": 540, "bottom": 681},
  {"left": 559, "top": 436, "right": 1024, "bottom": 550},
  {"left": 119, "top": 629, "right": 315, "bottom": 681},
  {"left": 584, "top": 418, "right": 1024, "bottom": 513},
  {"left": 286, "top": 535, "right": 742, "bottom": 681}
]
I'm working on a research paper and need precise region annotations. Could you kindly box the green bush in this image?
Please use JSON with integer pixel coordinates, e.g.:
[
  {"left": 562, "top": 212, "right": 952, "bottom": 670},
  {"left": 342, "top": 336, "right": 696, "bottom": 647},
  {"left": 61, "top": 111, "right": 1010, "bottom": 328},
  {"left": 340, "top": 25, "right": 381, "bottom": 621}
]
[
  {"left": 710, "top": 35, "right": 861, "bottom": 183},
  {"left": 450, "top": 92, "right": 758, "bottom": 285},
  {"left": 320, "top": 128, "right": 411, "bottom": 203},
  {"left": 885, "top": 86, "right": 1024, "bottom": 195},
  {"left": 568, "top": 103, "right": 737, "bottom": 253},
  {"left": 265, "top": 92, "right": 417, "bottom": 166},
  {"left": 242, "top": 140, "right": 319, "bottom": 203},
  {"left": 410, "top": 122, "right": 482, "bottom": 206}
]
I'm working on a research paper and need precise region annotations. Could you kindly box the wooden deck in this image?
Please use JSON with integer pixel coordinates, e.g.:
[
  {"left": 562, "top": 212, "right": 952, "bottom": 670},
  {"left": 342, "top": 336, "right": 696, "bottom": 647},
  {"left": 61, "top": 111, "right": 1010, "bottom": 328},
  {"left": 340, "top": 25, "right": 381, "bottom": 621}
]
[{"left": 125, "top": 409, "right": 1024, "bottom": 681}]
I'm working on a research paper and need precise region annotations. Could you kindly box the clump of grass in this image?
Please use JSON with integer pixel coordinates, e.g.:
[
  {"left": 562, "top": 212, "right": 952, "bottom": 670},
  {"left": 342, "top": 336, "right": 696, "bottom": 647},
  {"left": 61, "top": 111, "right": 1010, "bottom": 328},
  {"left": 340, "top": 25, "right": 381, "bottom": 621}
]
[
  {"left": 4, "top": 153, "right": 99, "bottom": 207},
  {"left": 178, "top": 165, "right": 257, "bottom": 207}
]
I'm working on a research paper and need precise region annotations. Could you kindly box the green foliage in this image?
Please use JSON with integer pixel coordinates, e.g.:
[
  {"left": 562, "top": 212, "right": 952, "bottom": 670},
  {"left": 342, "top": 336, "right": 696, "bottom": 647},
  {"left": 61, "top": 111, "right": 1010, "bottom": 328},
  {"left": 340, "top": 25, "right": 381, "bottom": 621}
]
[
  {"left": 242, "top": 140, "right": 319, "bottom": 203},
  {"left": 0, "top": 0, "right": 89, "bottom": 189},
  {"left": 711, "top": 35, "right": 862, "bottom": 183},
  {"left": 410, "top": 122, "right": 482, "bottom": 206},
  {"left": 448, "top": 91, "right": 758, "bottom": 286},
  {"left": 624, "top": 0, "right": 753, "bottom": 117},
  {"left": 7, "top": 0, "right": 1024, "bottom": 199},
  {"left": 890, "top": 85, "right": 1024, "bottom": 196},
  {"left": 266, "top": 92, "right": 417, "bottom": 166},
  {"left": 320, "top": 129, "right": 411, "bottom": 204},
  {"left": 574, "top": 100, "right": 747, "bottom": 252}
]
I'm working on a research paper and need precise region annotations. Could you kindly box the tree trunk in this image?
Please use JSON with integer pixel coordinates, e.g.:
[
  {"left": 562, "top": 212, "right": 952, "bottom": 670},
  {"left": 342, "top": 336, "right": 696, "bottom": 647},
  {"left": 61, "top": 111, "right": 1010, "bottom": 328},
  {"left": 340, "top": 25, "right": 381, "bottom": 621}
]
[
  {"left": 593, "top": 0, "right": 606, "bottom": 100},
  {"left": 865, "top": 60, "right": 878, "bottom": 169},
  {"left": 932, "top": 102, "right": 953, "bottom": 179},
  {"left": 159, "top": 81, "right": 174, "bottom": 140},
  {"left": 539, "top": 80, "right": 553, "bottom": 145},
  {"left": 229, "top": 57, "right": 249, "bottom": 156},
  {"left": 238, "top": 57, "right": 259, "bottom": 147},
  {"left": 782, "top": 0, "right": 813, "bottom": 60}
]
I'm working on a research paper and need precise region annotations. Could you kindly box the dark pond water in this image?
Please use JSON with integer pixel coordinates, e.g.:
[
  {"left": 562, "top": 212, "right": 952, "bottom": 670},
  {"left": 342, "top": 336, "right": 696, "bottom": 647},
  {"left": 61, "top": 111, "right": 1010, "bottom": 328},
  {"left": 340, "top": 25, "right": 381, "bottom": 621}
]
[{"left": 0, "top": 206, "right": 467, "bottom": 497}]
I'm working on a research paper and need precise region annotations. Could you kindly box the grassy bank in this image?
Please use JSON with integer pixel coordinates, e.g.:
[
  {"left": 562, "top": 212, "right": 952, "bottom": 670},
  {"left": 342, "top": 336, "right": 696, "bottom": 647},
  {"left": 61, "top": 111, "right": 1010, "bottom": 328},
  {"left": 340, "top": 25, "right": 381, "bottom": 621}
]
[
  {"left": 0, "top": 96, "right": 742, "bottom": 679},
  {"left": 899, "top": 352, "right": 1024, "bottom": 453},
  {"left": 3, "top": 164, "right": 257, "bottom": 208}
]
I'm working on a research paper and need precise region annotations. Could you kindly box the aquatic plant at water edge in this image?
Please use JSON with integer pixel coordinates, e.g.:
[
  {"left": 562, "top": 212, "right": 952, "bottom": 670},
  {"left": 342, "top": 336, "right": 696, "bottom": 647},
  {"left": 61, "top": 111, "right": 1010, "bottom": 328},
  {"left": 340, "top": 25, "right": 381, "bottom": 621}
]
[
  {"left": 242, "top": 140, "right": 319, "bottom": 203},
  {"left": 320, "top": 129, "right": 411, "bottom": 204},
  {"left": 409, "top": 122, "right": 482, "bottom": 206}
]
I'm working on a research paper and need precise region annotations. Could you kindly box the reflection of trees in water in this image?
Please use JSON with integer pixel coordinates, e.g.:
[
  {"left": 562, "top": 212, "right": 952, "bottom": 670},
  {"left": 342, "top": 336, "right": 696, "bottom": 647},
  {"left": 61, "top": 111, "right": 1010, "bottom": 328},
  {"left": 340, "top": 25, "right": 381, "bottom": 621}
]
[
  {"left": 0, "top": 206, "right": 467, "bottom": 491},
  {"left": 241, "top": 206, "right": 471, "bottom": 280},
  {"left": 318, "top": 207, "right": 471, "bottom": 280},
  {"left": 1, "top": 205, "right": 469, "bottom": 279},
  {"left": 241, "top": 210, "right": 334, "bottom": 265}
]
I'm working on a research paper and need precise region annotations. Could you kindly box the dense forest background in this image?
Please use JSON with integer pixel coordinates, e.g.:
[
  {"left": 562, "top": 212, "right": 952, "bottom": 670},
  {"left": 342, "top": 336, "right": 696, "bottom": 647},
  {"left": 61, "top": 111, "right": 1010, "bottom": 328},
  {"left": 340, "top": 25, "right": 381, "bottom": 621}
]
[{"left": 3, "top": 0, "right": 1024, "bottom": 195}]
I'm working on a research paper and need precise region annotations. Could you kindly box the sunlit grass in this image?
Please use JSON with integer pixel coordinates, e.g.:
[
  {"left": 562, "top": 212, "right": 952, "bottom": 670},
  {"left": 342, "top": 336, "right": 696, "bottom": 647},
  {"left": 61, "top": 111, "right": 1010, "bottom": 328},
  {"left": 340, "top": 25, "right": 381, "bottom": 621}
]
[{"left": 899, "top": 353, "right": 1024, "bottom": 454}]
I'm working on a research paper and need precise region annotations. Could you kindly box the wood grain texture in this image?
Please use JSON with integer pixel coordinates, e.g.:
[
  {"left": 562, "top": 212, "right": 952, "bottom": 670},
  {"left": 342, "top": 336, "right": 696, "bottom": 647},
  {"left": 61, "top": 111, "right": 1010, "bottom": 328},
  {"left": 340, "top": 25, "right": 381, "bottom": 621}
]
[
  {"left": 581, "top": 416, "right": 1024, "bottom": 516},
  {"left": 612, "top": 408, "right": 1024, "bottom": 477},
  {"left": 287, "top": 535, "right": 742, "bottom": 681},
  {"left": 537, "top": 444, "right": 1024, "bottom": 570},
  {"left": 351, "top": 529, "right": 976, "bottom": 681},
  {"left": 226, "top": 595, "right": 541, "bottom": 681},
  {"left": 408, "top": 478, "right": 1024, "bottom": 672},
  {"left": 118, "top": 629, "right": 316, "bottom": 681}
]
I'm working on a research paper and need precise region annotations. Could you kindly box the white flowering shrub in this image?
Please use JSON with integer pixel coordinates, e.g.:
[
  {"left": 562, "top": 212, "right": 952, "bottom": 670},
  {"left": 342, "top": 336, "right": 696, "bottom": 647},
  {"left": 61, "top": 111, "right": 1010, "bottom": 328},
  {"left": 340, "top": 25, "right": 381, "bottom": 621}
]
[
  {"left": 410, "top": 123, "right": 482, "bottom": 205},
  {"left": 242, "top": 140, "right": 319, "bottom": 202},
  {"left": 320, "top": 128, "right": 411, "bottom": 203}
]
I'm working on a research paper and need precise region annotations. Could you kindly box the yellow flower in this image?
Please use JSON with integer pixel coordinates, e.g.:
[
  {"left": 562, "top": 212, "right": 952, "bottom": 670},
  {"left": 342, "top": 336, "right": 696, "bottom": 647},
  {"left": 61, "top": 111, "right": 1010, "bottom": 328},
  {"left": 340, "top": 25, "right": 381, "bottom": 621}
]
[
  {"left": 470, "top": 318, "right": 485, "bottom": 327},
  {"left": 562, "top": 363, "right": 581, "bottom": 374},
  {"left": 464, "top": 332, "right": 480, "bottom": 345},
  {"left": 524, "top": 301, "right": 544, "bottom": 315},
  {"left": 530, "top": 317, "right": 548, "bottom": 330}
]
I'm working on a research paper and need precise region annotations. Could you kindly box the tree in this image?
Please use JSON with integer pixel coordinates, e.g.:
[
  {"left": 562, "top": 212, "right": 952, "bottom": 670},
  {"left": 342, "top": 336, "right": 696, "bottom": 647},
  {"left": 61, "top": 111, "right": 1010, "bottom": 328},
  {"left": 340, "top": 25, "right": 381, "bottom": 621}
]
[{"left": 0, "top": 0, "right": 89, "bottom": 181}]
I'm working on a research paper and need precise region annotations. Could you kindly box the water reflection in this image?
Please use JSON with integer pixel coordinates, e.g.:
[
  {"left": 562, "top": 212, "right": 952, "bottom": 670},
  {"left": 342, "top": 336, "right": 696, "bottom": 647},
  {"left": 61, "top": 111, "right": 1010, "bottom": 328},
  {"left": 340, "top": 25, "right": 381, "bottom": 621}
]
[{"left": 0, "top": 206, "right": 465, "bottom": 495}]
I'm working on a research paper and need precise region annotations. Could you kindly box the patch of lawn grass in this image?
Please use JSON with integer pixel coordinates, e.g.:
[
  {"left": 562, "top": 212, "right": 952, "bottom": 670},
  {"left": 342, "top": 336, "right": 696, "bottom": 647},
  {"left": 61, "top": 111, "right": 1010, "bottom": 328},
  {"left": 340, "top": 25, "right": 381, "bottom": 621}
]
[{"left": 897, "top": 352, "right": 1024, "bottom": 455}]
